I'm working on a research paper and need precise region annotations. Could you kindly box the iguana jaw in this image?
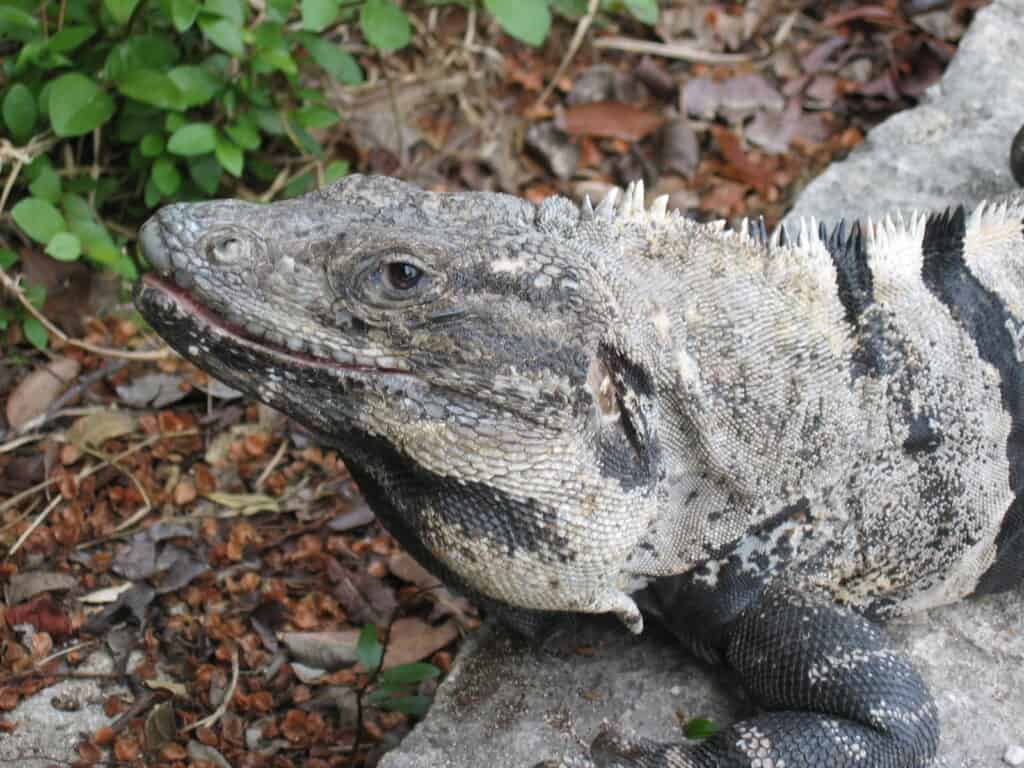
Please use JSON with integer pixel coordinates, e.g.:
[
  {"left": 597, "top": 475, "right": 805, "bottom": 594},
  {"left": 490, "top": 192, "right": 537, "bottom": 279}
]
[{"left": 136, "top": 273, "right": 414, "bottom": 378}]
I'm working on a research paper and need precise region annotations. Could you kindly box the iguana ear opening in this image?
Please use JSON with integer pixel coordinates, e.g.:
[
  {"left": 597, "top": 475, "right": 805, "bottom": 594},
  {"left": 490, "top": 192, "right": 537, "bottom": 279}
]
[{"left": 587, "top": 343, "right": 660, "bottom": 492}]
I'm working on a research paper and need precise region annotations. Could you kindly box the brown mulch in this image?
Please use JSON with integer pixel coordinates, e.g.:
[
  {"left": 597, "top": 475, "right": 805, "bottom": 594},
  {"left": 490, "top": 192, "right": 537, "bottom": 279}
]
[{"left": 0, "top": 1, "right": 992, "bottom": 766}]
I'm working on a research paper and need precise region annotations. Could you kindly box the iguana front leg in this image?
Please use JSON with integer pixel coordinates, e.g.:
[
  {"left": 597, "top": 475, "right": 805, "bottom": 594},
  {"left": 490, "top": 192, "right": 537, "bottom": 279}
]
[{"left": 580, "top": 579, "right": 940, "bottom": 768}]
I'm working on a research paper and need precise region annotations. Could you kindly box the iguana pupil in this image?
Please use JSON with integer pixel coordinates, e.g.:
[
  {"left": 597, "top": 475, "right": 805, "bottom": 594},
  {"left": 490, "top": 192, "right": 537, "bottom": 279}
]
[{"left": 384, "top": 261, "right": 423, "bottom": 291}]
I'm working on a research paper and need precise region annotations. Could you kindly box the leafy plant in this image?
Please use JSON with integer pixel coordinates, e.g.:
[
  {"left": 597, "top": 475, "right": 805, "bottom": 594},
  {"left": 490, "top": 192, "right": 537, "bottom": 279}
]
[
  {"left": 357, "top": 624, "right": 440, "bottom": 718},
  {"left": 684, "top": 717, "right": 720, "bottom": 739}
]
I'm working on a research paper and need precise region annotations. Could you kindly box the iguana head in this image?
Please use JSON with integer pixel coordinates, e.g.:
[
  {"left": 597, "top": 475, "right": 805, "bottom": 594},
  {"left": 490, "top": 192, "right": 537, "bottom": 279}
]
[{"left": 135, "top": 175, "right": 666, "bottom": 631}]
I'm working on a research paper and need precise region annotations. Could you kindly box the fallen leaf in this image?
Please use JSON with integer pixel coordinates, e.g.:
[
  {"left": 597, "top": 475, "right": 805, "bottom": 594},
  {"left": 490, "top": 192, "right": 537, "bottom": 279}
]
[
  {"left": 280, "top": 630, "right": 361, "bottom": 670},
  {"left": 658, "top": 118, "right": 701, "bottom": 177},
  {"left": 6, "top": 595, "right": 74, "bottom": 639},
  {"left": 381, "top": 617, "right": 459, "bottom": 669},
  {"left": 205, "top": 492, "right": 280, "bottom": 514},
  {"left": 6, "top": 357, "right": 81, "bottom": 430},
  {"left": 560, "top": 101, "right": 666, "bottom": 141},
  {"left": 144, "top": 677, "right": 188, "bottom": 697},
  {"left": 79, "top": 583, "right": 134, "bottom": 604},
  {"left": 115, "top": 372, "right": 190, "bottom": 408},
  {"left": 525, "top": 121, "right": 579, "bottom": 181},
  {"left": 388, "top": 552, "right": 476, "bottom": 626},
  {"left": 66, "top": 411, "right": 138, "bottom": 449},
  {"left": 8, "top": 571, "right": 78, "bottom": 605}
]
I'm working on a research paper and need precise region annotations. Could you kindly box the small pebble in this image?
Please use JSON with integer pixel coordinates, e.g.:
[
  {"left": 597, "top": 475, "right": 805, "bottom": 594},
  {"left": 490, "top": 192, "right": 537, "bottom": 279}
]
[{"left": 1004, "top": 744, "right": 1024, "bottom": 766}]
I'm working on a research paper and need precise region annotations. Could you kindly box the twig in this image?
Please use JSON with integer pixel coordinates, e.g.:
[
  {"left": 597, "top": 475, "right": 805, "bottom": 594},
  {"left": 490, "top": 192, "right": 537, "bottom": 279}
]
[
  {"left": 0, "top": 428, "right": 198, "bottom": 518},
  {"left": 0, "top": 268, "right": 170, "bottom": 361},
  {"left": 534, "top": 0, "right": 600, "bottom": 108},
  {"left": 7, "top": 494, "right": 62, "bottom": 557},
  {"left": 254, "top": 437, "right": 289, "bottom": 491},
  {"left": 0, "top": 432, "right": 46, "bottom": 454},
  {"left": 0, "top": 159, "right": 23, "bottom": 215},
  {"left": 81, "top": 442, "right": 152, "bottom": 514},
  {"left": 593, "top": 36, "right": 761, "bottom": 64},
  {"left": 35, "top": 639, "right": 97, "bottom": 668},
  {"left": 182, "top": 646, "right": 239, "bottom": 733}
]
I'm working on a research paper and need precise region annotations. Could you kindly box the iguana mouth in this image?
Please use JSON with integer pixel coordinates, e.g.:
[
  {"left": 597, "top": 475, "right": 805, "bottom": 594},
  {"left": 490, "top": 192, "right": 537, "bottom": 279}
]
[{"left": 138, "top": 273, "right": 414, "bottom": 377}]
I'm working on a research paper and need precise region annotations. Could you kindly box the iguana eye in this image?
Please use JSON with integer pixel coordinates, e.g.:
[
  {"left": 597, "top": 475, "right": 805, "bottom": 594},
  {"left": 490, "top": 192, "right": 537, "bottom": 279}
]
[
  {"left": 207, "top": 235, "right": 247, "bottom": 265},
  {"left": 384, "top": 261, "right": 424, "bottom": 292}
]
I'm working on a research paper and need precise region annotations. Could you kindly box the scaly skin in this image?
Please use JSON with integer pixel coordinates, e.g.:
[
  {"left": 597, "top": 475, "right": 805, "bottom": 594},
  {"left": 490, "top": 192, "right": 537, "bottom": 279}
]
[{"left": 135, "top": 175, "right": 1024, "bottom": 766}]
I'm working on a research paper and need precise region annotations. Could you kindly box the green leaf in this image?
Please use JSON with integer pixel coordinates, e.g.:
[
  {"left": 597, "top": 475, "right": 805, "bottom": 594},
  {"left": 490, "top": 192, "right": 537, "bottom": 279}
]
[
  {"left": 360, "top": 0, "right": 410, "bottom": 52},
  {"left": 296, "top": 105, "right": 338, "bottom": 129},
  {"left": 104, "top": 0, "right": 142, "bottom": 24},
  {"left": 144, "top": 174, "right": 161, "bottom": 207},
  {"left": 152, "top": 156, "right": 183, "bottom": 195},
  {"left": 378, "top": 663, "right": 440, "bottom": 686},
  {"left": 45, "top": 232, "right": 82, "bottom": 262},
  {"left": 301, "top": 0, "right": 338, "bottom": 32},
  {"left": 0, "top": 5, "right": 40, "bottom": 36},
  {"left": 225, "top": 118, "right": 261, "bottom": 150},
  {"left": 168, "top": 123, "right": 218, "bottom": 156},
  {"left": 206, "top": 0, "right": 246, "bottom": 25},
  {"left": 171, "top": 0, "right": 200, "bottom": 30},
  {"left": 167, "top": 66, "right": 222, "bottom": 107},
  {"left": 684, "top": 718, "right": 719, "bottom": 740},
  {"left": 214, "top": 134, "right": 244, "bottom": 177},
  {"left": 11, "top": 198, "right": 67, "bottom": 244},
  {"left": 22, "top": 317, "right": 48, "bottom": 351},
  {"left": 106, "top": 34, "right": 180, "bottom": 78},
  {"left": 48, "top": 74, "right": 115, "bottom": 137},
  {"left": 623, "top": 0, "right": 657, "bottom": 25},
  {"left": 324, "top": 159, "right": 349, "bottom": 185},
  {"left": 0, "top": 249, "right": 18, "bottom": 269},
  {"left": 188, "top": 154, "right": 221, "bottom": 195},
  {"left": 117, "top": 69, "right": 185, "bottom": 110},
  {"left": 368, "top": 692, "right": 432, "bottom": 717},
  {"left": 140, "top": 133, "right": 166, "bottom": 157},
  {"left": 255, "top": 47, "right": 297, "bottom": 76},
  {"left": 0, "top": 308, "right": 10, "bottom": 330},
  {"left": 48, "top": 24, "right": 96, "bottom": 53},
  {"left": 483, "top": 0, "right": 550, "bottom": 46},
  {"left": 549, "top": 0, "right": 587, "bottom": 19},
  {"left": 357, "top": 625, "right": 384, "bottom": 673},
  {"left": 165, "top": 112, "right": 187, "bottom": 133},
  {"left": 23, "top": 283, "right": 46, "bottom": 309},
  {"left": 301, "top": 36, "right": 363, "bottom": 84},
  {"left": 3, "top": 84, "right": 37, "bottom": 144},
  {"left": 28, "top": 165, "right": 62, "bottom": 203},
  {"left": 199, "top": 16, "right": 245, "bottom": 56}
]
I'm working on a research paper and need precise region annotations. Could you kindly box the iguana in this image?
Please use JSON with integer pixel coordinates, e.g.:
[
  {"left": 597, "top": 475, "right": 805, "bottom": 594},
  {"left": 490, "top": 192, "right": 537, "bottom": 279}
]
[{"left": 134, "top": 172, "right": 1024, "bottom": 767}]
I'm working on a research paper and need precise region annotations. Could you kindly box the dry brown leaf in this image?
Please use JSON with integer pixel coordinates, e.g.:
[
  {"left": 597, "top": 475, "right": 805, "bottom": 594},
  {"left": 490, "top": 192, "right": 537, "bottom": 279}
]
[
  {"left": 381, "top": 618, "right": 459, "bottom": 669},
  {"left": 65, "top": 410, "right": 138, "bottom": 449},
  {"left": 5, "top": 357, "right": 80, "bottom": 429},
  {"left": 560, "top": 101, "right": 666, "bottom": 141}
]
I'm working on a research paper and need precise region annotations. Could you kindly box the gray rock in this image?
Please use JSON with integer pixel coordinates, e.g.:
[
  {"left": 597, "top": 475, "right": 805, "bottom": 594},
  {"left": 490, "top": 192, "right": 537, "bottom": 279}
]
[
  {"left": 382, "top": 1, "right": 1024, "bottom": 766},
  {"left": 0, "top": 652, "right": 127, "bottom": 768}
]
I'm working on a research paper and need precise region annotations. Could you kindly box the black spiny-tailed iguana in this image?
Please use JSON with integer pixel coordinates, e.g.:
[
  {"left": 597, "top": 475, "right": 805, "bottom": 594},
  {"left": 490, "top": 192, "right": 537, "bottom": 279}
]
[{"left": 134, "top": 171, "right": 1024, "bottom": 767}]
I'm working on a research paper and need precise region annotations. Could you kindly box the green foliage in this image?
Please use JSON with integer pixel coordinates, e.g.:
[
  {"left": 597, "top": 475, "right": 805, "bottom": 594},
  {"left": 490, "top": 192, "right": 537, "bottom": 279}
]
[
  {"left": 0, "top": 0, "right": 659, "bottom": 347},
  {"left": 0, "top": 0, "right": 372, "bottom": 318},
  {"left": 357, "top": 624, "right": 440, "bottom": 719},
  {"left": 684, "top": 718, "right": 720, "bottom": 740},
  {"left": 484, "top": 0, "right": 550, "bottom": 47}
]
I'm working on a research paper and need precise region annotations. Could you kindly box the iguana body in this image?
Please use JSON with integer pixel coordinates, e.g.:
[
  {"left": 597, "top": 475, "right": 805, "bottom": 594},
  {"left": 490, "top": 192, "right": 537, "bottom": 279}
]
[{"left": 135, "top": 175, "right": 1024, "bottom": 767}]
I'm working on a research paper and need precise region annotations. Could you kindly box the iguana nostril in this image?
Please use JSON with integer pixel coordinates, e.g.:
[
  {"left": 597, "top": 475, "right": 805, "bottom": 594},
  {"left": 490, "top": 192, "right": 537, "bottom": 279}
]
[{"left": 138, "top": 218, "right": 170, "bottom": 273}]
